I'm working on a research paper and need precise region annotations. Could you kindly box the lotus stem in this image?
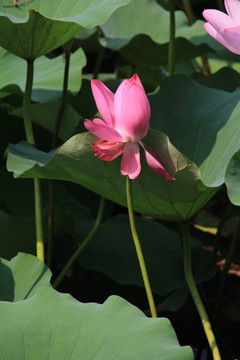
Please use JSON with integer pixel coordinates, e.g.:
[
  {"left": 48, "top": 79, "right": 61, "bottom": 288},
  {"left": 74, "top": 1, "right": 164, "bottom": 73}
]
[
  {"left": 23, "top": 60, "right": 35, "bottom": 145},
  {"left": 179, "top": 222, "right": 221, "bottom": 360},
  {"left": 126, "top": 176, "right": 157, "bottom": 318},
  {"left": 23, "top": 59, "right": 45, "bottom": 262},
  {"left": 47, "top": 50, "right": 71, "bottom": 268}
]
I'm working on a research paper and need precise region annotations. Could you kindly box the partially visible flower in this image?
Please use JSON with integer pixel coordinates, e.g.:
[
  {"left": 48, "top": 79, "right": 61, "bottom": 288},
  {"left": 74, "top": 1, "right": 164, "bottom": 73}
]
[
  {"left": 84, "top": 74, "right": 175, "bottom": 180},
  {"left": 203, "top": 0, "right": 240, "bottom": 54}
]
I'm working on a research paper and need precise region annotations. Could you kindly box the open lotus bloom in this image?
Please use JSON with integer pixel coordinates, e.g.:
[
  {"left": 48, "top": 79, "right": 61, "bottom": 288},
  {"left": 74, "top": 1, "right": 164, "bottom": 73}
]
[
  {"left": 203, "top": 0, "right": 240, "bottom": 54},
  {"left": 84, "top": 75, "right": 175, "bottom": 180}
]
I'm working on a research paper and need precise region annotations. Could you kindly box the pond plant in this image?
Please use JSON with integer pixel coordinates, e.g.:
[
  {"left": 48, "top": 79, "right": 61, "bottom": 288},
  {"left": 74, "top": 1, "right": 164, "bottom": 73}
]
[{"left": 1, "top": 0, "right": 240, "bottom": 359}]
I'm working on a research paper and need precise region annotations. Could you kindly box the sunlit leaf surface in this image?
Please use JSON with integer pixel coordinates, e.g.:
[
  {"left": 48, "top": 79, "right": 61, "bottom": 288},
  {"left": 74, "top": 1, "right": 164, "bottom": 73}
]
[
  {"left": 0, "top": 253, "right": 51, "bottom": 301},
  {"left": 6, "top": 130, "right": 217, "bottom": 221},
  {"left": 0, "top": 47, "right": 86, "bottom": 91},
  {"left": 100, "top": 0, "right": 224, "bottom": 57},
  {"left": 0, "top": 0, "right": 131, "bottom": 59},
  {"left": 0, "top": 287, "right": 193, "bottom": 360}
]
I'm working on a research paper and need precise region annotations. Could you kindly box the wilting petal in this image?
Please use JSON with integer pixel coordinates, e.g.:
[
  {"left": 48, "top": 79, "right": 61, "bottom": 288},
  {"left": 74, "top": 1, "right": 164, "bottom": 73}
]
[
  {"left": 202, "top": 9, "right": 236, "bottom": 30},
  {"left": 84, "top": 119, "right": 123, "bottom": 142},
  {"left": 91, "top": 79, "right": 115, "bottom": 126},
  {"left": 225, "top": 0, "right": 240, "bottom": 22},
  {"left": 140, "top": 142, "right": 175, "bottom": 180},
  {"left": 121, "top": 142, "right": 141, "bottom": 179},
  {"left": 220, "top": 26, "right": 240, "bottom": 54},
  {"left": 114, "top": 74, "right": 150, "bottom": 142},
  {"left": 93, "top": 140, "right": 124, "bottom": 161}
]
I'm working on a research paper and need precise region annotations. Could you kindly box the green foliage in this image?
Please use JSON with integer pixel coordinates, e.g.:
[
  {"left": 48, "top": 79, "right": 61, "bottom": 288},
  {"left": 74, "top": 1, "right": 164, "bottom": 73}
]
[
  {"left": 0, "top": 0, "right": 131, "bottom": 59},
  {"left": 100, "top": 0, "right": 223, "bottom": 55},
  {"left": 75, "top": 214, "right": 216, "bottom": 307},
  {"left": 0, "top": 253, "right": 51, "bottom": 301},
  {"left": 118, "top": 35, "right": 212, "bottom": 67},
  {"left": 149, "top": 75, "right": 240, "bottom": 187},
  {"left": 225, "top": 150, "right": 240, "bottom": 205},
  {"left": 2, "top": 0, "right": 240, "bottom": 357},
  {"left": 12, "top": 101, "right": 82, "bottom": 142},
  {"left": 6, "top": 130, "right": 217, "bottom": 221},
  {"left": 0, "top": 287, "right": 193, "bottom": 360},
  {"left": 0, "top": 48, "right": 86, "bottom": 91}
]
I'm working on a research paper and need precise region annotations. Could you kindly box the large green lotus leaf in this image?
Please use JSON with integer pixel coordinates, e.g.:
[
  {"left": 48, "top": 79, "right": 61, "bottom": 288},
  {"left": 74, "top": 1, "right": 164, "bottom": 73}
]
[
  {"left": 225, "top": 150, "right": 240, "bottom": 205},
  {"left": 100, "top": 0, "right": 223, "bottom": 55},
  {"left": 0, "top": 287, "right": 193, "bottom": 360},
  {"left": 12, "top": 101, "right": 82, "bottom": 141},
  {"left": 0, "top": 253, "right": 51, "bottom": 302},
  {"left": 119, "top": 34, "right": 212, "bottom": 67},
  {"left": 149, "top": 75, "right": 240, "bottom": 188},
  {"left": 0, "top": 47, "right": 86, "bottom": 91},
  {"left": 196, "top": 67, "right": 240, "bottom": 92},
  {"left": 6, "top": 130, "right": 217, "bottom": 221},
  {"left": 0, "top": 0, "right": 131, "bottom": 59},
  {"left": 75, "top": 214, "right": 216, "bottom": 299}
]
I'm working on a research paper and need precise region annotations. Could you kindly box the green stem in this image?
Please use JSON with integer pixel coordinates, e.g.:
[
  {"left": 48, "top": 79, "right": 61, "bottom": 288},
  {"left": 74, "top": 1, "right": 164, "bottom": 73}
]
[
  {"left": 213, "top": 215, "right": 240, "bottom": 319},
  {"left": 126, "top": 176, "right": 157, "bottom": 318},
  {"left": 34, "top": 178, "right": 45, "bottom": 262},
  {"left": 201, "top": 56, "right": 211, "bottom": 76},
  {"left": 23, "top": 60, "right": 44, "bottom": 262},
  {"left": 47, "top": 50, "right": 71, "bottom": 268},
  {"left": 47, "top": 179, "right": 54, "bottom": 268},
  {"left": 23, "top": 60, "right": 35, "bottom": 145},
  {"left": 168, "top": 0, "right": 175, "bottom": 76},
  {"left": 179, "top": 222, "right": 221, "bottom": 360},
  {"left": 53, "top": 196, "right": 106, "bottom": 289}
]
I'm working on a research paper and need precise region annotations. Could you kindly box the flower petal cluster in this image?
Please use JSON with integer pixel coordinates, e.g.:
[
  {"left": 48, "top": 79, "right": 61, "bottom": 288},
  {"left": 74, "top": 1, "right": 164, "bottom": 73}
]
[
  {"left": 84, "top": 74, "right": 174, "bottom": 180},
  {"left": 203, "top": 0, "right": 240, "bottom": 54}
]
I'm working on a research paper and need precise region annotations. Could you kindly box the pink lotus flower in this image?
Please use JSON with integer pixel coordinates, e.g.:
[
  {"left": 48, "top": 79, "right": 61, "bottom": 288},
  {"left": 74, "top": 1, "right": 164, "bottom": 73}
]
[
  {"left": 84, "top": 74, "right": 175, "bottom": 180},
  {"left": 203, "top": 0, "right": 240, "bottom": 54}
]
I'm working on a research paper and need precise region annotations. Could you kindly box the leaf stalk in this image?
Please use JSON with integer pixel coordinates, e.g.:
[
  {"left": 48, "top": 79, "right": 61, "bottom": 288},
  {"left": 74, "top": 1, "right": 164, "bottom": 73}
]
[
  {"left": 179, "top": 222, "right": 221, "bottom": 360},
  {"left": 126, "top": 176, "right": 157, "bottom": 318},
  {"left": 23, "top": 59, "right": 45, "bottom": 262},
  {"left": 47, "top": 50, "right": 71, "bottom": 268}
]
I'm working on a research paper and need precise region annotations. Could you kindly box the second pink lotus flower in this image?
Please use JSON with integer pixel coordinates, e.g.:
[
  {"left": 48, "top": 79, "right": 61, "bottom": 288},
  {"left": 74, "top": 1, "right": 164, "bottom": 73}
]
[
  {"left": 203, "top": 0, "right": 240, "bottom": 55},
  {"left": 84, "top": 74, "right": 175, "bottom": 180}
]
